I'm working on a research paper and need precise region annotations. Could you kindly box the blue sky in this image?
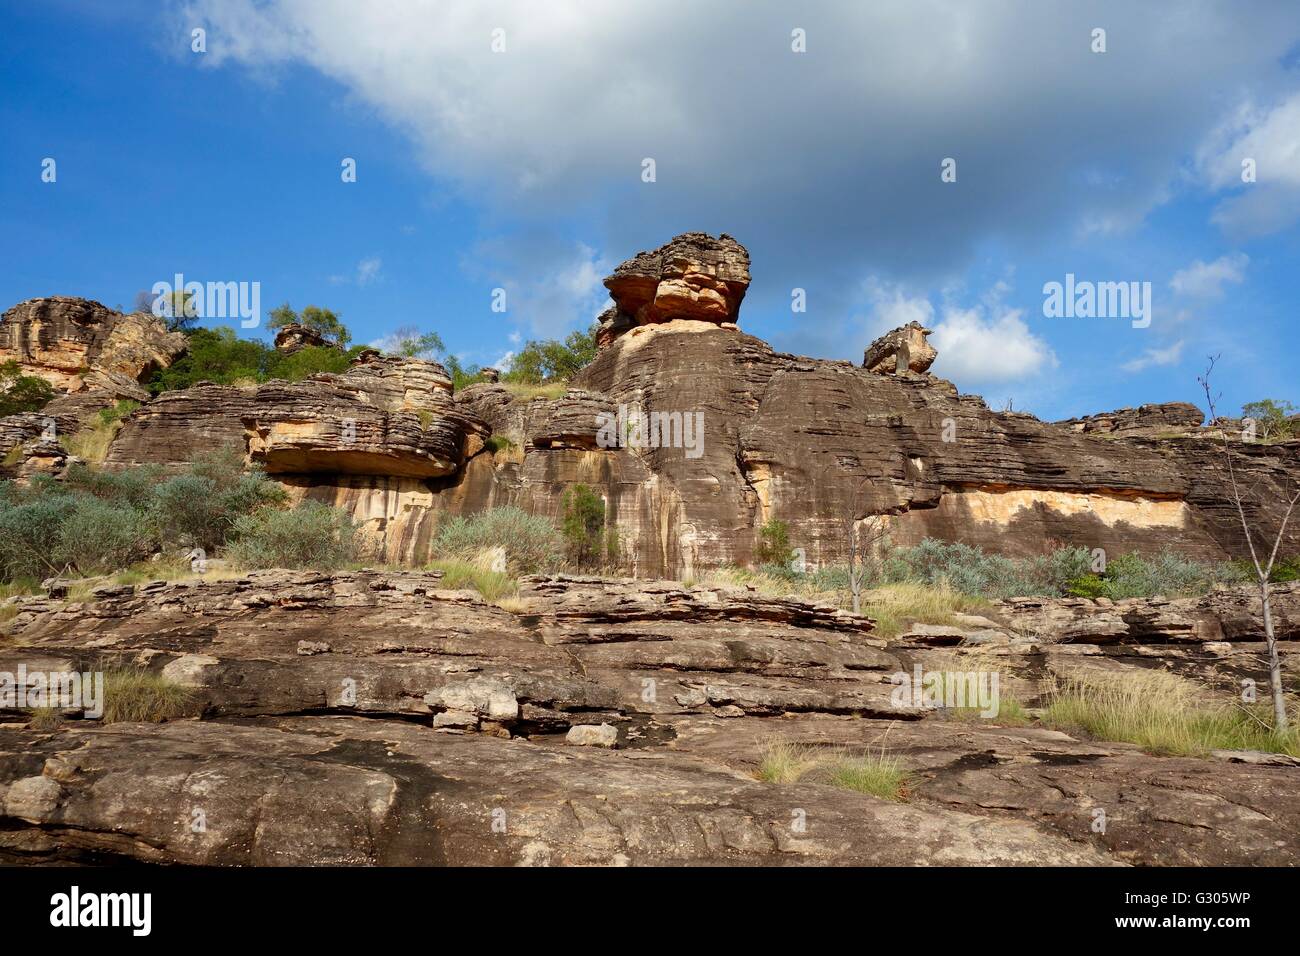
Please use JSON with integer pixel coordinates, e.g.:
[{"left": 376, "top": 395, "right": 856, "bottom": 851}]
[{"left": 2, "top": 0, "right": 1298, "bottom": 421}]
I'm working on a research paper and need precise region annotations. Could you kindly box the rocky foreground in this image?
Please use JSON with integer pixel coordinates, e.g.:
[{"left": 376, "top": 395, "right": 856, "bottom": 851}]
[{"left": 1, "top": 572, "right": 1295, "bottom": 866}]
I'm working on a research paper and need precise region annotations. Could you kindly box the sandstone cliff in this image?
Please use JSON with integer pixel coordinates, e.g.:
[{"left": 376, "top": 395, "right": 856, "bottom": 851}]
[{"left": 4, "top": 235, "right": 1298, "bottom": 576}]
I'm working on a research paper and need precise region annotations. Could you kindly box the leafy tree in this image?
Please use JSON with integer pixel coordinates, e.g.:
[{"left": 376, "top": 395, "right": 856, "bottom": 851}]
[
  {"left": 443, "top": 354, "right": 488, "bottom": 391},
  {"left": 146, "top": 327, "right": 362, "bottom": 394},
  {"left": 386, "top": 325, "right": 446, "bottom": 360},
  {"left": 266, "top": 303, "right": 351, "bottom": 347},
  {"left": 503, "top": 325, "right": 598, "bottom": 384},
  {"left": 0, "top": 361, "right": 55, "bottom": 416},
  {"left": 1242, "top": 399, "right": 1297, "bottom": 442}
]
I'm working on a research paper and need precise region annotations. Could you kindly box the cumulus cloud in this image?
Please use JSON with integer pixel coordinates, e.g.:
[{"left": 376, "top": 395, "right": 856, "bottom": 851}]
[
  {"left": 1196, "top": 91, "right": 1300, "bottom": 236},
  {"left": 1169, "top": 253, "right": 1249, "bottom": 300},
  {"left": 930, "top": 306, "right": 1057, "bottom": 382},
  {"left": 1122, "top": 339, "right": 1186, "bottom": 373},
  {"left": 181, "top": 1, "right": 1299, "bottom": 277},
  {"left": 861, "top": 280, "right": 1056, "bottom": 383}
]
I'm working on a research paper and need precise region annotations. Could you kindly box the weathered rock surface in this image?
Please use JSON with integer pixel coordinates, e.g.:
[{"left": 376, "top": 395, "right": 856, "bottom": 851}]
[
  {"left": 452, "top": 321, "right": 1298, "bottom": 577},
  {"left": 0, "top": 572, "right": 1294, "bottom": 866},
  {"left": 10, "top": 234, "right": 1299, "bottom": 576},
  {"left": 863, "top": 321, "right": 938, "bottom": 375},
  {"left": 601, "top": 232, "right": 750, "bottom": 341},
  {"left": 273, "top": 323, "right": 336, "bottom": 353},
  {"left": 106, "top": 354, "right": 486, "bottom": 481},
  {"left": 0, "top": 297, "right": 186, "bottom": 400},
  {"left": 1056, "top": 402, "right": 1205, "bottom": 437}
]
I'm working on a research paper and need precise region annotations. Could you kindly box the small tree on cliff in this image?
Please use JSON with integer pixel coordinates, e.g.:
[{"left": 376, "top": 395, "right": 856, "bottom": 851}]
[
  {"left": 267, "top": 303, "right": 351, "bottom": 348},
  {"left": 830, "top": 476, "right": 890, "bottom": 615},
  {"left": 1200, "top": 357, "right": 1298, "bottom": 732}
]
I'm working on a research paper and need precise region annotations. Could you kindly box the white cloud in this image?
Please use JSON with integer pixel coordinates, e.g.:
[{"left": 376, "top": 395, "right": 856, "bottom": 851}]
[
  {"left": 328, "top": 256, "right": 384, "bottom": 286},
  {"left": 1196, "top": 91, "right": 1300, "bottom": 236},
  {"left": 462, "top": 238, "right": 610, "bottom": 337},
  {"left": 931, "top": 306, "right": 1057, "bottom": 382},
  {"left": 356, "top": 256, "right": 383, "bottom": 286},
  {"left": 181, "top": 0, "right": 1300, "bottom": 281},
  {"left": 1169, "top": 253, "right": 1248, "bottom": 300},
  {"left": 861, "top": 279, "right": 935, "bottom": 336},
  {"left": 1121, "top": 339, "right": 1186, "bottom": 373},
  {"left": 861, "top": 281, "right": 1056, "bottom": 383}
]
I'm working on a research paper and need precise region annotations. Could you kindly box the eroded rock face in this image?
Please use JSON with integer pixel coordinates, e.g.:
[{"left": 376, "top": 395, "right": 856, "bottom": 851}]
[
  {"left": 1056, "top": 402, "right": 1204, "bottom": 437},
  {"left": 600, "top": 233, "right": 750, "bottom": 345},
  {"left": 273, "top": 323, "right": 335, "bottom": 354},
  {"left": 863, "top": 321, "right": 937, "bottom": 375},
  {"left": 0, "top": 297, "right": 186, "bottom": 400},
  {"left": 451, "top": 321, "right": 1298, "bottom": 577},
  {"left": 0, "top": 572, "right": 1295, "bottom": 866},
  {"left": 105, "top": 354, "right": 486, "bottom": 482}
]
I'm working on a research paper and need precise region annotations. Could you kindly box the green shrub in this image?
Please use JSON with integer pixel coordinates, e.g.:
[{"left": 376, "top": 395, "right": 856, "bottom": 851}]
[
  {"left": 0, "top": 360, "right": 55, "bottom": 416},
  {"left": 226, "top": 501, "right": 356, "bottom": 570},
  {"left": 433, "top": 506, "right": 564, "bottom": 574},
  {"left": 64, "top": 461, "right": 161, "bottom": 509},
  {"left": 149, "top": 448, "right": 286, "bottom": 552},
  {"left": 0, "top": 495, "right": 80, "bottom": 579},
  {"left": 754, "top": 519, "right": 796, "bottom": 567},
  {"left": 561, "top": 484, "right": 609, "bottom": 569},
  {"left": 56, "top": 498, "right": 154, "bottom": 575},
  {"left": 146, "top": 326, "right": 364, "bottom": 394}
]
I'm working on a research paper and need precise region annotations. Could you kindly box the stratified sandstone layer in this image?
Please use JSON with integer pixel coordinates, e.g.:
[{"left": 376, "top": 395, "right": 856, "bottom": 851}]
[
  {"left": 453, "top": 321, "right": 1298, "bottom": 576},
  {"left": 598, "top": 232, "right": 750, "bottom": 347},
  {"left": 0, "top": 297, "right": 186, "bottom": 400},
  {"left": 0, "top": 573, "right": 1294, "bottom": 865},
  {"left": 6, "top": 233, "right": 1299, "bottom": 575}
]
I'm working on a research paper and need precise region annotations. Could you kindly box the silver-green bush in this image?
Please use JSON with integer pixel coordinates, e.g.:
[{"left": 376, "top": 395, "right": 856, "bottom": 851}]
[
  {"left": 433, "top": 506, "right": 564, "bottom": 573},
  {"left": 226, "top": 501, "right": 356, "bottom": 570}
]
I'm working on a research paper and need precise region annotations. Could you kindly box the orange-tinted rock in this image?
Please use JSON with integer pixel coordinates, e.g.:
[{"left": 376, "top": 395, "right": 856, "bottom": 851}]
[
  {"left": 0, "top": 297, "right": 186, "bottom": 400},
  {"left": 602, "top": 232, "right": 750, "bottom": 340}
]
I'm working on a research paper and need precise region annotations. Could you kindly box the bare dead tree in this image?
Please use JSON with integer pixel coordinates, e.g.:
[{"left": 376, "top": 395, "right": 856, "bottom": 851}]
[
  {"left": 831, "top": 476, "right": 891, "bottom": 614},
  {"left": 1199, "top": 357, "right": 1297, "bottom": 732}
]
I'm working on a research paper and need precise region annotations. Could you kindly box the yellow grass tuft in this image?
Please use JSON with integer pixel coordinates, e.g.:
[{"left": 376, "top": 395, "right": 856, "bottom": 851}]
[{"left": 1043, "top": 667, "right": 1299, "bottom": 757}]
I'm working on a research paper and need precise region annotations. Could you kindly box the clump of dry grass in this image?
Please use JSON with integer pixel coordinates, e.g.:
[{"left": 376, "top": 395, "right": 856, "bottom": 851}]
[
  {"left": 756, "top": 739, "right": 823, "bottom": 783},
  {"left": 1043, "top": 667, "right": 1299, "bottom": 757},
  {"left": 502, "top": 381, "right": 567, "bottom": 401},
  {"left": 427, "top": 557, "right": 519, "bottom": 603},
  {"left": 27, "top": 707, "right": 65, "bottom": 732},
  {"left": 700, "top": 568, "right": 988, "bottom": 640},
  {"left": 102, "top": 668, "right": 192, "bottom": 724},
  {"left": 756, "top": 737, "right": 910, "bottom": 800}
]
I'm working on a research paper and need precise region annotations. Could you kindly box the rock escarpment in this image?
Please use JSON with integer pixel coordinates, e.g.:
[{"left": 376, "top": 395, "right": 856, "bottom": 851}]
[
  {"left": 5, "top": 233, "right": 1298, "bottom": 574},
  {"left": 0, "top": 573, "right": 1294, "bottom": 865}
]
